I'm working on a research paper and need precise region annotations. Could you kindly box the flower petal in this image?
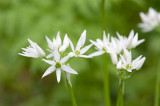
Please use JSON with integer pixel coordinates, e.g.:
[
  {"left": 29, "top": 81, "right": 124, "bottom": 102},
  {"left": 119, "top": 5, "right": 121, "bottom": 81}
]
[
  {"left": 56, "top": 31, "right": 62, "bottom": 47},
  {"left": 53, "top": 49, "right": 60, "bottom": 62},
  {"left": 61, "top": 65, "right": 78, "bottom": 74},
  {"left": 76, "top": 30, "right": 86, "bottom": 50},
  {"left": 59, "top": 34, "right": 70, "bottom": 52},
  {"left": 116, "top": 60, "right": 122, "bottom": 69},
  {"left": 136, "top": 57, "right": 146, "bottom": 70},
  {"left": 46, "top": 36, "right": 53, "bottom": 50},
  {"left": 120, "top": 54, "right": 127, "bottom": 65},
  {"left": 110, "top": 52, "right": 118, "bottom": 65},
  {"left": 60, "top": 55, "right": 69, "bottom": 64},
  {"left": 103, "top": 31, "right": 108, "bottom": 45},
  {"left": 34, "top": 43, "right": 46, "bottom": 57},
  {"left": 79, "top": 54, "right": 92, "bottom": 58},
  {"left": 46, "top": 53, "right": 54, "bottom": 59},
  {"left": 127, "top": 30, "right": 134, "bottom": 48},
  {"left": 42, "top": 66, "right": 55, "bottom": 78},
  {"left": 123, "top": 49, "right": 132, "bottom": 64},
  {"left": 42, "top": 59, "right": 55, "bottom": 65},
  {"left": 66, "top": 73, "right": 72, "bottom": 87},
  {"left": 90, "top": 40, "right": 102, "bottom": 50},
  {"left": 69, "top": 39, "right": 75, "bottom": 52},
  {"left": 56, "top": 68, "right": 61, "bottom": 83},
  {"left": 27, "top": 39, "right": 35, "bottom": 47},
  {"left": 80, "top": 44, "right": 93, "bottom": 55},
  {"left": 88, "top": 51, "right": 105, "bottom": 57}
]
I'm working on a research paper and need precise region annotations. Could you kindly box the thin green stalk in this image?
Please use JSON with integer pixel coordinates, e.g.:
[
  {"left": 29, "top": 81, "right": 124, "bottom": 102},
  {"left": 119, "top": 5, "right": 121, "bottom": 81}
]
[
  {"left": 103, "top": 54, "right": 111, "bottom": 106},
  {"left": 101, "top": 0, "right": 111, "bottom": 105},
  {"left": 116, "top": 78, "right": 124, "bottom": 106},
  {"left": 101, "top": 0, "right": 105, "bottom": 30},
  {"left": 154, "top": 56, "right": 160, "bottom": 106},
  {"left": 66, "top": 79, "right": 77, "bottom": 106}
]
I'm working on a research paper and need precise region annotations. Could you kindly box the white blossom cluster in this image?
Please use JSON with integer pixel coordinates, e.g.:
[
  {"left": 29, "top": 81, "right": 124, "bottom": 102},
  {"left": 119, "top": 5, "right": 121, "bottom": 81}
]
[
  {"left": 19, "top": 30, "right": 92, "bottom": 84},
  {"left": 19, "top": 29, "right": 146, "bottom": 83},
  {"left": 139, "top": 7, "right": 160, "bottom": 32},
  {"left": 89, "top": 30, "right": 146, "bottom": 77}
]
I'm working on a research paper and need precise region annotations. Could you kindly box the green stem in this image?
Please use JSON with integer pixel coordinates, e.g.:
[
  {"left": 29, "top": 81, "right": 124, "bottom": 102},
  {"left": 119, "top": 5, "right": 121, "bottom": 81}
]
[
  {"left": 101, "top": 0, "right": 111, "bottom": 105},
  {"left": 116, "top": 78, "right": 124, "bottom": 106},
  {"left": 103, "top": 54, "right": 111, "bottom": 106},
  {"left": 154, "top": 57, "right": 160, "bottom": 106},
  {"left": 66, "top": 78, "right": 77, "bottom": 106},
  {"left": 101, "top": 0, "right": 106, "bottom": 30}
]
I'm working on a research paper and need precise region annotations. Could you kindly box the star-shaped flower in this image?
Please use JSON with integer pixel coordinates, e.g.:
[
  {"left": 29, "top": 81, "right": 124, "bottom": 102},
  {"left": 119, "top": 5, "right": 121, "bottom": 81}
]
[
  {"left": 69, "top": 30, "right": 93, "bottom": 58},
  {"left": 89, "top": 31, "right": 112, "bottom": 57},
  {"left": 42, "top": 49, "right": 78, "bottom": 83},
  {"left": 46, "top": 32, "right": 70, "bottom": 58},
  {"left": 18, "top": 39, "right": 46, "bottom": 58},
  {"left": 117, "top": 49, "right": 146, "bottom": 72},
  {"left": 116, "top": 30, "right": 145, "bottom": 49},
  {"left": 138, "top": 7, "right": 160, "bottom": 32}
]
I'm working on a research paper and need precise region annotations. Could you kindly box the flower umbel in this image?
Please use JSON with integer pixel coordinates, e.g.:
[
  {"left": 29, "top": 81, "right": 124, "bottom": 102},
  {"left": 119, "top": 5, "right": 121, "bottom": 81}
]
[{"left": 19, "top": 30, "right": 92, "bottom": 84}]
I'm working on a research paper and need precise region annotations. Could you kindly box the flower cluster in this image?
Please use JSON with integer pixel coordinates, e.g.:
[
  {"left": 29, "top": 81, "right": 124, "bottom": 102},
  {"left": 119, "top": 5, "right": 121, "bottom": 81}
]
[
  {"left": 139, "top": 7, "right": 160, "bottom": 32},
  {"left": 19, "top": 30, "right": 92, "bottom": 84},
  {"left": 19, "top": 29, "right": 146, "bottom": 83},
  {"left": 89, "top": 30, "right": 146, "bottom": 78}
]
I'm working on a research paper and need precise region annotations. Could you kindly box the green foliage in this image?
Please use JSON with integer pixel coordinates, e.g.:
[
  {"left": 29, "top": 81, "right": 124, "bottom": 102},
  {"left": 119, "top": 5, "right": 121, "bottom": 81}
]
[{"left": 0, "top": 0, "right": 159, "bottom": 106}]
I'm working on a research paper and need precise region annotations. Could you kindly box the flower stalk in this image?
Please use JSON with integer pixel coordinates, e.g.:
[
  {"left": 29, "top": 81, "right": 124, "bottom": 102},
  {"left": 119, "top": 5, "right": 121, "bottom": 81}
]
[
  {"left": 103, "top": 54, "right": 111, "bottom": 106},
  {"left": 101, "top": 0, "right": 111, "bottom": 105},
  {"left": 66, "top": 78, "right": 77, "bottom": 106},
  {"left": 117, "top": 77, "right": 125, "bottom": 106},
  {"left": 154, "top": 56, "right": 160, "bottom": 106}
]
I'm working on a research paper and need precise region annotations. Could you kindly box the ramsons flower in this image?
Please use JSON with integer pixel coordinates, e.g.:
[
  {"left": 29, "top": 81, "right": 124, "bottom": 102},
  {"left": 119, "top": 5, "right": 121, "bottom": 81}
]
[
  {"left": 138, "top": 7, "right": 160, "bottom": 32},
  {"left": 116, "top": 30, "right": 145, "bottom": 49},
  {"left": 108, "top": 36, "right": 124, "bottom": 64},
  {"left": 89, "top": 31, "right": 112, "bottom": 57},
  {"left": 117, "top": 49, "right": 146, "bottom": 72},
  {"left": 18, "top": 39, "right": 45, "bottom": 58},
  {"left": 42, "top": 49, "right": 78, "bottom": 83},
  {"left": 69, "top": 30, "right": 93, "bottom": 58},
  {"left": 46, "top": 32, "right": 70, "bottom": 58}
]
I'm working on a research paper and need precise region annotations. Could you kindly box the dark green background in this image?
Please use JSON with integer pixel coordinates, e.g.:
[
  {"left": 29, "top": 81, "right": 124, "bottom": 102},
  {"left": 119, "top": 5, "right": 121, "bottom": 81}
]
[{"left": 0, "top": 0, "right": 160, "bottom": 106}]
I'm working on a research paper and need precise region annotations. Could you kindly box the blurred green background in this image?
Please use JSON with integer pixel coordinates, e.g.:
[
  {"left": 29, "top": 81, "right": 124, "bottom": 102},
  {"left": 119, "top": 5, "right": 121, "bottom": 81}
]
[{"left": 0, "top": 0, "right": 160, "bottom": 106}]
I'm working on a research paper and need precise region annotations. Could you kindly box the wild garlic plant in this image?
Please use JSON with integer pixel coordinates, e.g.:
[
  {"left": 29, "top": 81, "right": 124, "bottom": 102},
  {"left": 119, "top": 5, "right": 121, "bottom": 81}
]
[
  {"left": 89, "top": 30, "right": 146, "bottom": 106},
  {"left": 19, "top": 30, "right": 93, "bottom": 106},
  {"left": 139, "top": 7, "right": 160, "bottom": 106},
  {"left": 19, "top": 29, "right": 146, "bottom": 106}
]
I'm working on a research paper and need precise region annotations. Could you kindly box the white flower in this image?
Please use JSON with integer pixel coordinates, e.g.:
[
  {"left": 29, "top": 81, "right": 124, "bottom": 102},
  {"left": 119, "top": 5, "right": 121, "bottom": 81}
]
[
  {"left": 110, "top": 37, "right": 123, "bottom": 53},
  {"left": 116, "top": 60, "right": 122, "bottom": 69},
  {"left": 116, "top": 30, "right": 145, "bottom": 49},
  {"left": 42, "top": 50, "right": 78, "bottom": 83},
  {"left": 69, "top": 30, "right": 93, "bottom": 58},
  {"left": 46, "top": 32, "right": 70, "bottom": 58},
  {"left": 116, "top": 32, "right": 128, "bottom": 49},
  {"left": 138, "top": 7, "right": 160, "bottom": 32},
  {"left": 110, "top": 52, "right": 118, "bottom": 65},
  {"left": 117, "top": 49, "right": 146, "bottom": 72},
  {"left": 107, "top": 36, "right": 123, "bottom": 65},
  {"left": 18, "top": 39, "right": 45, "bottom": 58},
  {"left": 89, "top": 31, "right": 112, "bottom": 57},
  {"left": 46, "top": 32, "right": 69, "bottom": 51}
]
